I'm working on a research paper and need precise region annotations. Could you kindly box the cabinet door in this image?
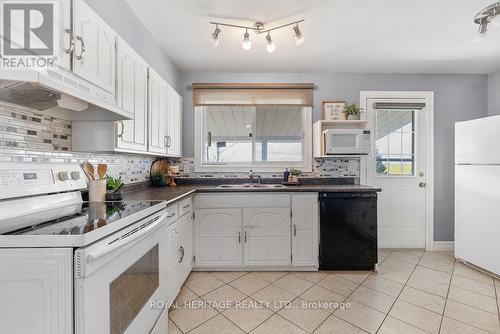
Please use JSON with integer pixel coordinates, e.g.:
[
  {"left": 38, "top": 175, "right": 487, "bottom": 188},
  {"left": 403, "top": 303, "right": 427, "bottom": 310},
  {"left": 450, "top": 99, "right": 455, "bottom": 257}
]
[
  {"left": 179, "top": 214, "right": 193, "bottom": 283},
  {"left": 166, "top": 86, "right": 182, "bottom": 157},
  {"left": 148, "top": 70, "right": 167, "bottom": 154},
  {"left": 0, "top": 248, "right": 72, "bottom": 334},
  {"left": 292, "top": 194, "right": 319, "bottom": 267},
  {"left": 243, "top": 208, "right": 291, "bottom": 266},
  {"left": 194, "top": 209, "right": 242, "bottom": 267},
  {"left": 166, "top": 221, "right": 181, "bottom": 303},
  {"left": 72, "top": 0, "right": 116, "bottom": 93},
  {"left": 115, "top": 38, "right": 148, "bottom": 152}
]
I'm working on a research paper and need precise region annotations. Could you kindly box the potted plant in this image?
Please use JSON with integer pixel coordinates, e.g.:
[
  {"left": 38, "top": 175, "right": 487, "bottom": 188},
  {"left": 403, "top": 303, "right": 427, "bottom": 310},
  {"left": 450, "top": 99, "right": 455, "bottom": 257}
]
[
  {"left": 151, "top": 171, "right": 168, "bottom": 187},
  {"left": 289, "top": 168, "right": 301, "bottom": 182},
  {"left": 343, "top": 103, "right": 362, "bottom": 120},
  {"left": 105, "top": 175, "right": 124, "bottom": 201}
]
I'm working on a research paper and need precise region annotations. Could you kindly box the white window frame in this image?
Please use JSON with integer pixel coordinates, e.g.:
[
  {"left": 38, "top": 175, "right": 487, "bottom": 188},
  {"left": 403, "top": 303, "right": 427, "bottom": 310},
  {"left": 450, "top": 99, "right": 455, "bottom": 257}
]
[{"left": 194, "top": 106, "right": 312, "bottom": 173}]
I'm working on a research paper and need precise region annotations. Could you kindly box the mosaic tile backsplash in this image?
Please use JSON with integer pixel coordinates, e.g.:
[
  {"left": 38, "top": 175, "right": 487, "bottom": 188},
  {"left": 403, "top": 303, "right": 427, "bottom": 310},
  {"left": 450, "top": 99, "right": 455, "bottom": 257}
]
[
  {"left": 0, "top": 102, "right": 156, "bottom": 183},
  {"left": 0, "top": 102, "right": 360, "bottom": 183}
]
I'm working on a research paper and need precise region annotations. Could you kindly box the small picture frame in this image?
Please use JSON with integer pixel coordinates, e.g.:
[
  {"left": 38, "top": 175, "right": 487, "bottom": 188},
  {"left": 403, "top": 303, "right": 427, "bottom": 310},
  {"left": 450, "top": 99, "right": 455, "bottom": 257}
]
[{"left": 323, "top": 101, "right": 347, "bottom": 121}]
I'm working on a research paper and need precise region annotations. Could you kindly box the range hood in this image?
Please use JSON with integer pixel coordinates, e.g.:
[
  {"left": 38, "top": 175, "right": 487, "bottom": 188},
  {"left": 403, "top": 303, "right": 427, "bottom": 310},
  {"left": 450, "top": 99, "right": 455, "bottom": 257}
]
[{"left": 0, "top": 69, "right": 132, "bottom": 121}]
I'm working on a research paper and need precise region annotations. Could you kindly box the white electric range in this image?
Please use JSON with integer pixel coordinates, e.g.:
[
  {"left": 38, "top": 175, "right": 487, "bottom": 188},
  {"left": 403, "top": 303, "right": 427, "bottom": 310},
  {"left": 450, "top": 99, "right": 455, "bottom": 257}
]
[{"left": 0, "top": 163, "right": 169, "bottom": 334}]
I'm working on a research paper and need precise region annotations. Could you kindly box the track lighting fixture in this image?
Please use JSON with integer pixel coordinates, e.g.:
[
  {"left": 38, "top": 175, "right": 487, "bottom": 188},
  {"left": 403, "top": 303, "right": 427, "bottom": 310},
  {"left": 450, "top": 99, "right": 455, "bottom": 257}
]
[
  {"left": 212, "top": 25, "right": 221, "bottom": 47},
  {"left": 265, "top": 33, "right": 276, "bottom": 53},
  {"left": 209, "top": 19, "right": 304, "bottom": 52},
  {"left": 293, "top": 24, "right": 304, "bottom": 46},
  {"left": 474, "top": 2, "right": 500, "bottom": 42},
  {"left": 242, "top": 29, "right": 252, "bottom": 50}
]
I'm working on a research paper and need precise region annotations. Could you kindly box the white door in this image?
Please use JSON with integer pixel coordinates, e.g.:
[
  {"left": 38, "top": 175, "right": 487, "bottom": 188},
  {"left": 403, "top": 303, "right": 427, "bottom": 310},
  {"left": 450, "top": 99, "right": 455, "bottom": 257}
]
[
  {"left": 194, "top": 209, "right": 242, "bottom": 267},
  {"left": 291, "top": 194, "right": 319, "bottom": 266},
  {"left": 148, "top": 70, "right": 167, "bottom": 155},
  {"left": 166, "top": 221, "right": 181, "bottom": 303},
  {"left": 166, "top": 86, "right": 182, "bottom": 157},
  {"left": 116, "top": 38, "right": 148, "bottom": 152},
  {"left": 73, "top": 0, "right": 116, "bottom": 93},
  {"left": 179, "top": 213, "right": 193, "bottom": 284},
  {"left": 0, "top": 248, "right": 72, "bottom": 334},
  {"left": 243, "top": 208, "right": 291, "bottom": 266},
  {"left": 366, "top": 98, "right": 428, "bottom": 248}
]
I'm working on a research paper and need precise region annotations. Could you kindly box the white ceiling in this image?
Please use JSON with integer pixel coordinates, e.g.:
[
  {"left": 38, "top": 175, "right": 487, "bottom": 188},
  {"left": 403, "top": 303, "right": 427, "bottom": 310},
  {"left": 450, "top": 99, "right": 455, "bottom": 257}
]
[{"left": 126, "top": 0, "right": 500, "bottom": 74}]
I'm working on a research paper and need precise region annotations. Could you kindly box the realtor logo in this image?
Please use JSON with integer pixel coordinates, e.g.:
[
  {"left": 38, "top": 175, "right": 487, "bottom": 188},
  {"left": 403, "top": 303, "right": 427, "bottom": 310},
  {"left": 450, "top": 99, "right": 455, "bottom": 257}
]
[{"left": 2, "top": 2, "right": 54, "bottom": 56}]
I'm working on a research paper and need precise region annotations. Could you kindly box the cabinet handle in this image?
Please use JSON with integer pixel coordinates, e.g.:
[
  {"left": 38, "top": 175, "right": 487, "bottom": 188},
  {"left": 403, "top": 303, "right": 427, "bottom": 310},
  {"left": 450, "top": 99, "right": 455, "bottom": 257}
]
[
  {"left": 178, "top": 246, "right": 184, "bottom": 263},
  {"left": 238, "top": 232, "right": 241, "bottom": 244},
  {"left": 293, "top": 224, "right": 297, "bottom": 237},
  {"left": 167, "top": 136, "right": 172, "bottom": 148},
  {"left": 117, "top": 121, "right": 124, "bottom": 138},
  {"left": 182, "top": 204, "right": 190, "bottom": 209},
  {"left": 244, "top": 231, "right": 247, "bottom": 243},
  {"left": 75, "top": 36, "right": 86, "bottom": 60},
  {"left": 63, "top": 28, "right": 74, "bottom": 54},
  {"left": 167, "top": 213, "right": 176, "bottom": 218}
]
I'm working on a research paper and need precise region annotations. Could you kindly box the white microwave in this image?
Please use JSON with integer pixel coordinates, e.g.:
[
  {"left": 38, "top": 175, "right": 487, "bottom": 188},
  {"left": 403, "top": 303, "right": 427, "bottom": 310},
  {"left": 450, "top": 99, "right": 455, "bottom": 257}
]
[{"left": 322, "top": 129, "right": 371, "bottom": 155}]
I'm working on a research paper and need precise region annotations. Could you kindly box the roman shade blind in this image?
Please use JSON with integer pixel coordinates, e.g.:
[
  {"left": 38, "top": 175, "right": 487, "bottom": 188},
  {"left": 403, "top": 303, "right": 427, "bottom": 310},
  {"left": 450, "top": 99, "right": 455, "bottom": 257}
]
[
  {"left": 192, "top": 83, "right": 314, "bottom": 106},
  {"left": 373, "top": 102, "right": 426, "bottom": 110}
]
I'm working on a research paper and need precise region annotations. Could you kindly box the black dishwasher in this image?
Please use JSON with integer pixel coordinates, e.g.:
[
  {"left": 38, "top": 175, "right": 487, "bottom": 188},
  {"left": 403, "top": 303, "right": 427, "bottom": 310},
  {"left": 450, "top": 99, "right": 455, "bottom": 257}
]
[{"left": 319, "top": 192, "right": 378, "bottom": 270}]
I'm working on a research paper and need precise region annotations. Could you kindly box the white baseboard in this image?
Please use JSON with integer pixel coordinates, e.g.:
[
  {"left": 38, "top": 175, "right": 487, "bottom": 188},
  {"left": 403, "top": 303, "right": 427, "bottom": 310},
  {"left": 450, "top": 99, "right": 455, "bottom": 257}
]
[{"left": 432, "top": 241, "right": 454, "bottom": 252}]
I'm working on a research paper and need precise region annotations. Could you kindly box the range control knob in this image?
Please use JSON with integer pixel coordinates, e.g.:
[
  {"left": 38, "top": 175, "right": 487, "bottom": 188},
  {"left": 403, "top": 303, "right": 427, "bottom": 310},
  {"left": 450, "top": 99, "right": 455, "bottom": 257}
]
[
  {"left": 58, "top": 171, "right": 70, "bottom": 181},
  {"left": 71, "top": 171, "right": 81, "bottom": 180}
]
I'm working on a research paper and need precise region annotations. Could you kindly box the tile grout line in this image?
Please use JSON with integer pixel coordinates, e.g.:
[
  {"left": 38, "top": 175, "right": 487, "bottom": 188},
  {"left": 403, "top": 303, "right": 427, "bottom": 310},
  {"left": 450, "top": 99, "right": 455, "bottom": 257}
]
[
  {"left": 437, "top": 257, "right": 456, "bottom": 334},
  {"left": 374, "top": 251, "right": 426, "bottom": 334}
]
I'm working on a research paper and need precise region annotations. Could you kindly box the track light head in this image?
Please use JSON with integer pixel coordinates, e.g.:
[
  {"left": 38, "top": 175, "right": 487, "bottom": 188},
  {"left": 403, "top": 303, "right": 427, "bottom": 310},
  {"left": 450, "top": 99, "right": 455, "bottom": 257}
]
[
  {"left": 293, "top": 24, "right": 304, "bottom": 46},
  {"left": 266, "top": 33, "right": 276, "bottom": 53},
  {"left": 212, "top": 25, "right": 221, "bottom": 47},
  {"left": 242, "top": 29, "right": 252, "bottom": 50},
  {"left": 475, "top": 17, "right": 489, "bottom": 42}
]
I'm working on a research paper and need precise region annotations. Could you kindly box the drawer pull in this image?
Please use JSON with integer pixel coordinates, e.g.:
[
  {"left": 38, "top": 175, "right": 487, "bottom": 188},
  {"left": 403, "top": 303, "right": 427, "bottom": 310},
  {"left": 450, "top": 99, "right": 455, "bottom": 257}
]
[
  {"left": 182, "top": 204, "right": 190, "bottom": 209},
  {"left": 238, "top": 232, "right": 241, "bottom": 244},
  {"left": 293, "top": 224, "right": 297, "bottom": 236},
  {"left": 167, "top": 213, "right": 176, "bottom": 218},
  {"left": 244, "top": 231, "right": 247, "bottom": 243}
]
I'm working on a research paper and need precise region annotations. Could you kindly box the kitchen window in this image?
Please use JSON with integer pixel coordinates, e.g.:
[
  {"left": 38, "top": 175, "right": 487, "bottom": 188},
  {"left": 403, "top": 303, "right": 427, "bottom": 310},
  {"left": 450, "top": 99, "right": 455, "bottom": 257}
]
[{"left": 194, "top": 105, "right": 312, "bottom": 172}]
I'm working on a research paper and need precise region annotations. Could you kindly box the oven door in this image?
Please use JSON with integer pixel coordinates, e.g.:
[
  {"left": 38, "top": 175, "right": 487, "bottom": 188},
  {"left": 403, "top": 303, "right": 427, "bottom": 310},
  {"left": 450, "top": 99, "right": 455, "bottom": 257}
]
[
  {"left": 74, "top": 209, "right": 168, "bottom": 334},
  {"left": 324, "top": 130, "right": 363, "bottom": 154}
]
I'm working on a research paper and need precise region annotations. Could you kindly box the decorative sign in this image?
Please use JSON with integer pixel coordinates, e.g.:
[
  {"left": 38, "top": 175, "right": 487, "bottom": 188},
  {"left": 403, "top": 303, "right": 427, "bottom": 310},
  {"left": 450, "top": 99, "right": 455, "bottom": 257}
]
[{"left": 323, "top": 101, "right": 347, "bottom": 121}]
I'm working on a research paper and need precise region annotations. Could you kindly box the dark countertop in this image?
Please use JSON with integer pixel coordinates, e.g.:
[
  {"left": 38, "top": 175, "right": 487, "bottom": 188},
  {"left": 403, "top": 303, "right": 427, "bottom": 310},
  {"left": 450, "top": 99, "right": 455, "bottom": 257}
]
[{"left": 123, "top": 184, "right": 381, "bottom": 204}]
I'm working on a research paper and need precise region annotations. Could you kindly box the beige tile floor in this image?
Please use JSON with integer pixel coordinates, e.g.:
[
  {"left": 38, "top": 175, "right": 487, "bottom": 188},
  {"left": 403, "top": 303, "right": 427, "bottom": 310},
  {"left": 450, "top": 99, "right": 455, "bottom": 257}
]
[{"left": 169, "top": 251, "right": 500, "bottom": 334}]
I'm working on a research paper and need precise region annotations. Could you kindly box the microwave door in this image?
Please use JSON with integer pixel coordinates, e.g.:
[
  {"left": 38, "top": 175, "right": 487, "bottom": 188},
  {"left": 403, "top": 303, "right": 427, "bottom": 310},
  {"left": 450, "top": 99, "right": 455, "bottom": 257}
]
[{"left": 327, "top": 133, "right": 361, "bottom": 154}]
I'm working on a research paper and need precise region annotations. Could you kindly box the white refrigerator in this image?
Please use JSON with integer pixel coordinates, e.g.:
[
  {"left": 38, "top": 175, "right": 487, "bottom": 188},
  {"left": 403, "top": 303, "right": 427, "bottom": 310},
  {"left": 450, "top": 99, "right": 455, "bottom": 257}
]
[{"left": 455, "top": 115, "right": 500, "bottom": 276}]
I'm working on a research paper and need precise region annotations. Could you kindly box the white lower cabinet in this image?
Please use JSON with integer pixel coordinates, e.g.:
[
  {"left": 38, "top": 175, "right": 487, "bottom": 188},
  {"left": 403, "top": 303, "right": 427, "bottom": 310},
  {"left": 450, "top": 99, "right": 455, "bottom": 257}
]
[
  {"left": 0, "top": 248, "right": 72, "bottom": 334},
  {"left": 194, "top": 208, "right": 242, "bottom": 266},
  {"left": 243, "top": 208, "right": 291, "bottom": 266},
  {"left": 179, "top": 213, "right": 193, "bottom": 283},
  {"left": 193, "top": 193, "right": 318, "bottom": 269},
  {"left": 291, "top": 194, "right": 319, "bottom": 267},
  {"left": 166, "top": 220, "right": 181, "bottom": 303}
]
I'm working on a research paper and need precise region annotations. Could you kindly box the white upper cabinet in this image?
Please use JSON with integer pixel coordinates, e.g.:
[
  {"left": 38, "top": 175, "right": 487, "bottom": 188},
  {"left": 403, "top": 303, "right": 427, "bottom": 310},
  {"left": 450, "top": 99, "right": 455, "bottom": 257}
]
[
  {"left": 166, "top": 85, "right": 182, "bottom": 157},
  {"left": 72, "top": 0, "right": 116, "bottom": 94},
  {"left": 291, "top": 194, "right": 319, "bottom": 267},
  {"left": 115, "top": 38, "right": 148, "bottom": 152},
  {"left": 243, "top": 208, "right": 291, "bottom": 266},
  {"left": 194, "top": 208, "right": 242, "bottom": 267},
  {"left": 148, "top": 69, "right": 168, "bottom": 154}
]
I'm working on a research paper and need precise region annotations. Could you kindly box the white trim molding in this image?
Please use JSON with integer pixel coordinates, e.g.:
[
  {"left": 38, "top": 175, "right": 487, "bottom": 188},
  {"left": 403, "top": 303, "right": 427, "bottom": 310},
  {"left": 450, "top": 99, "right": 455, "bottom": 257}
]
[
  {"left": 433, "top": 241, "right": 455, "bottom": 252},
  {"left": 360, "top": 91, "right": 435, "bottom": 251}
]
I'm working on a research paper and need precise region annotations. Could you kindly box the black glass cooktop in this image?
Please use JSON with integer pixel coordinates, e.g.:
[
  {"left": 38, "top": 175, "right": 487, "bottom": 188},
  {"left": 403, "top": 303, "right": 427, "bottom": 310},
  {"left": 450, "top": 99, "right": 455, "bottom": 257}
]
[{"left": 5, "top": 201, "right": 163, "bottom": 236}]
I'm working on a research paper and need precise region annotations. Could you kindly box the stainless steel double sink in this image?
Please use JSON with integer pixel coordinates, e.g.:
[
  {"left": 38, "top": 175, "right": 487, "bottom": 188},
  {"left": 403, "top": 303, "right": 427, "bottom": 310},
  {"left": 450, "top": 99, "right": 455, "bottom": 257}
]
[{"left": 216, "top": 183, "right": 287, "bottom": 189}]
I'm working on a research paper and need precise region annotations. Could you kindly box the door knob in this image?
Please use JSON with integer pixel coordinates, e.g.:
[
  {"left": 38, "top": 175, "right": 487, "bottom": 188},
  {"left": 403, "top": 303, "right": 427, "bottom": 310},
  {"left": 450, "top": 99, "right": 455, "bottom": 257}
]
[{"left": 419, "top": 182, "right": 427, "bottom": 188}]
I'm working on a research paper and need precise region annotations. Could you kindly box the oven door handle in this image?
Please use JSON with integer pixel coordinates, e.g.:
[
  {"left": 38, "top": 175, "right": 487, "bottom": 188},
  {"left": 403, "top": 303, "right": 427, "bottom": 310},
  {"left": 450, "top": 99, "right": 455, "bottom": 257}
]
[{"left": 85, "top": 211, "right": 168, "bottom": 264}]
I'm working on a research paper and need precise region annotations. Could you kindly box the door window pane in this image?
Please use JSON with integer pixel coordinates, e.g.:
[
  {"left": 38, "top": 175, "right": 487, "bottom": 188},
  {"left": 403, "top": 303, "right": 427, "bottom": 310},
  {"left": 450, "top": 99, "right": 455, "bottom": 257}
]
[
  {"left": 375, "top": 109, "right": 416, "bottom": 176},
  {"left": 110, "top": 245, "right": 159, "bottom": 334}
]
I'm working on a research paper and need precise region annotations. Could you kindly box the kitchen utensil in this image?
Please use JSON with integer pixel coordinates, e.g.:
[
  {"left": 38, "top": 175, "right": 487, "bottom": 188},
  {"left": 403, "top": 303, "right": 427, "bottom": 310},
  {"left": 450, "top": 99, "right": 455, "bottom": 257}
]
[
  {"left": 97, "top": 163, "right": 107, "bottom": 180},
  {"left": 88, "top": 180, "right": 106, "bottom": 201},
  {"left": 81, "top": 163, "right": 94, "bottom": 181},
  {"left": 85, "top": 162, "right": 95, "bottom": 180}
]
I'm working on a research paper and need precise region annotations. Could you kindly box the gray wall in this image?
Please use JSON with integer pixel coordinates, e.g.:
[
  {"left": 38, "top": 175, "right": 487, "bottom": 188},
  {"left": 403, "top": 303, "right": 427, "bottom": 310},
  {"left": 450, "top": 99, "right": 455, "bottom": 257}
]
[
  {"left": 488, "top": 70, "right": 500, "bottom": 116},
  {"left": 85, "top": 0, "right": 180, "bottom": 91},
  {"left": 179, "top": 72, "right": 488, "bottom": 242}
]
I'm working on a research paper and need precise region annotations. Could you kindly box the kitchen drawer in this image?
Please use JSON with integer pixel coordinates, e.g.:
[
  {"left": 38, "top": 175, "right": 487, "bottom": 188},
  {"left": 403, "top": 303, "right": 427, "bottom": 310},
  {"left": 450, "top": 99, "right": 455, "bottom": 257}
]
[
  {"left": 179, "top": 197, "right": 192, "bottom": 217},
  {"left": 166, "top": 203, "right": 179, "bottom": 226},
  {"left": 194, "top": 193, "right": 291, "bottom": 208}
]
